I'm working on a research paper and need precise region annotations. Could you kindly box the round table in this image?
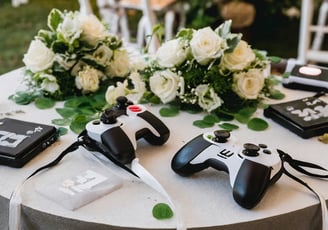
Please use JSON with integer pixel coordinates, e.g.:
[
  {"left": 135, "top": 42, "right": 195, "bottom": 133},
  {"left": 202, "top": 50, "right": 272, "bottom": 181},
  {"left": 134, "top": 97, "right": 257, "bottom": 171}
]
[{"left": 0, "top": 68, "right": 327, "bottom": 230}]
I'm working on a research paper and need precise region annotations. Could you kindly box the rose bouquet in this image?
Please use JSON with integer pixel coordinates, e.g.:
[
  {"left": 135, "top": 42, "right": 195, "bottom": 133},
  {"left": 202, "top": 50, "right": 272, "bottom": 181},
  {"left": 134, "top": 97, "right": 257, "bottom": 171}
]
[
  {"left": 17, "top": 8, "right": 133, "bottom": 101},
  {"left": 106, "top": 20, "right": 282, "bottom": 128}
]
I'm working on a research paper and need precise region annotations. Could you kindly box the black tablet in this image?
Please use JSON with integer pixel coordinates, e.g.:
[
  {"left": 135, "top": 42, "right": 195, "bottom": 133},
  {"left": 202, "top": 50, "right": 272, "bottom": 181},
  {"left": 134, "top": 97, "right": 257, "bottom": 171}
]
[
  {"left": 264, "top": 95, "right": 328, "bottom": 139},
  {"left": 0, "top": 118, "right": 58, "bottom": 167}
]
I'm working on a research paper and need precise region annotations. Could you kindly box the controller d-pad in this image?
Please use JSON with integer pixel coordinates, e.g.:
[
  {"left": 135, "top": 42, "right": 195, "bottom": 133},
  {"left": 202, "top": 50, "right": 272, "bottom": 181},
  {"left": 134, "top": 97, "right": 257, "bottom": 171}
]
[{"left": 242, "top": 143, "right": 260, "bottom": 157}]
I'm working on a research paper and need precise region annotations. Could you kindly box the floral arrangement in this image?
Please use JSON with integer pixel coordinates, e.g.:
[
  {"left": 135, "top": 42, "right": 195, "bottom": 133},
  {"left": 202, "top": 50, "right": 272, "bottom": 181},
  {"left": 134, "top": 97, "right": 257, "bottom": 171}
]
[
  {"left": 12, "top": 9, "right": 283, "bottom": 133},
  {"left": 106, "top": 20, "right": 282, "bottom": 128},
  {"left": 19, "top": 8, "right": 135, "bottom": 101}
]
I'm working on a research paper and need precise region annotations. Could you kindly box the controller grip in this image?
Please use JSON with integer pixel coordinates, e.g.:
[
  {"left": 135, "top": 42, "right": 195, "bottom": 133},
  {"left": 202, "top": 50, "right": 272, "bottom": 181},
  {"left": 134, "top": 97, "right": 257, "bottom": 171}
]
[
  {"left": 171, "top": 134, "right": 212, "bottom": 176},
  {"left": 137, "top": 110, "right": 170, "bottom": 145},
  {"left": 232, "top": 159, "right": 272, "bottom": 209},
  {"left": 101, "top": 126, "right": 135, "bottom": 164}
]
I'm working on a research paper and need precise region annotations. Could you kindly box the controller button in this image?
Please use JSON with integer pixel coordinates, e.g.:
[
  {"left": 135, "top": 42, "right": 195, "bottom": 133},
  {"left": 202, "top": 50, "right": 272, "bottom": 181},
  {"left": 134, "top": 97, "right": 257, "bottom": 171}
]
[
  {"left": 128, "top": 105, "right": 143, "bottom": 113},
  {"left": 242, "top": 143, "right": 260, "bottom": 157},
  {"left": 263, "top": 149, "right": 272, "bottom": 154},
  {"left": 259, "top": 143, "right": 267, "bottom": 148},
  {"left": 92, "top": 120, "right": 100, "bottom": 125},
  {"left": 213, "top": 130, "right": 230, "bottom": 143}
]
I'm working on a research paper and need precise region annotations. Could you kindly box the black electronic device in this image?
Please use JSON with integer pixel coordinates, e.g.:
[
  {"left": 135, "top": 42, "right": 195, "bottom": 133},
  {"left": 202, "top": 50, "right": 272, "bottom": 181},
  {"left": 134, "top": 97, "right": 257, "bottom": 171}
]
[
  {"left": 86, "top": 96, "right": 170, "bottom": 164},
  {"left": 282, "top": 64, "right": 328, "bottom": 92},
  {"left": 264, "top": 94, "right": 328, "bottom": 138},
  {"left": 0, "top": 118, "right": 58, "bottom": 167},
  {"left": 171, "top": 130, "right": 282, "bottom": 209}
]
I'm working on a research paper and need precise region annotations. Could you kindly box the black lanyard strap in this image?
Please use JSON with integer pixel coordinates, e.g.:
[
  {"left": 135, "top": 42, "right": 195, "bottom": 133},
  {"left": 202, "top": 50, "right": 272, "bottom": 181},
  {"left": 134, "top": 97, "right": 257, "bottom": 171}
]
[
  {"left": 278, "top": 149, "right": 328, "bottom": 178},
  {"left": 28, "top": 130, "right": 138, "bottom": 180}
]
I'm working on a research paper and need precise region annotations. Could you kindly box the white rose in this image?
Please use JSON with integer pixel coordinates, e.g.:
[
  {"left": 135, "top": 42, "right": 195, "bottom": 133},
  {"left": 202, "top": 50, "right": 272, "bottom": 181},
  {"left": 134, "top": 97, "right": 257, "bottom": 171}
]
[
  {"left": 39, "top": 73, "right": 59, "bottom": 93},
  {"left": 80, "top": 14, "right": 107, "bottom": 46},
  {"left": 233, "top": 68, "right": 265, "bottom": 99},
  {"left": 57, "top": 11, "right": 82, "bottom": 44},
  {"left": 124, "top": 71, "right": 146, "bottom": 103},
  {"left": 84, "top": 45, "right": 113, "bottom": 66},
  {"left": 149, "top": 70, "right": 181, "bottom": 104},
  {"left": 55, "top": 54, "right": 76, "bottom": 70},
  {"left": 156, "top": 38, "right": 188, "bottom": 67},
  {"left": 190, "top": 27, "right": 224, "bottom": 65},
  {"left": 23, "top": 39, "right": 55, "bottom": 73},
  {"left": 221, "top": 40, "right": 255, "bottom": 71},
  {"left": 195, "top": 84, "right": 223, "bottom": 112},
  {"left": 75, "top": 66, "right": 100, "bottom": 93},
  {"left": 106, "top": 49, "right": 131, "bottom": 77},
  {"left": 105, "top": 83, "right": 125, "bottom": 105}
]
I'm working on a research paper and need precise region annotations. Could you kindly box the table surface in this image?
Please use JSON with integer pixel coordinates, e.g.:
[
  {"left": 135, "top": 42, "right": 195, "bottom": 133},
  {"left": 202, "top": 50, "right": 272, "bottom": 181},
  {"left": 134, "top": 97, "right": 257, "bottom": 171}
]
[{"left": 0, "top": 68, "right": 328, "bottom": 230}]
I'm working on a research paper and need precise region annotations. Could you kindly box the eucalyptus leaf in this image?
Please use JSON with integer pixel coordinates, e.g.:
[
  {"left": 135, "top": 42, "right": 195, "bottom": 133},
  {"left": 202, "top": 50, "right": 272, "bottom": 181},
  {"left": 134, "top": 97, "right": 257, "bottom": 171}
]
[
  {"left": 70, "top": 115, "right": 91, "bottom": 134},
  {"left": 219, "top": 123, "right": 239, "bottom": 131},
  {"left": 159, "top": 106, "right": 180, "bottom": 117},
  {"left": 56, "top": 107, "right": 78, "bottom": 118},
  {"left": 8, "top": 91, "right": 38, "bottom": 105},
  {"left": 203, "top": 114, "right": 220, "bottom": 123},
  {"left": 268, "top": 56, "right": 282, "bottom": 63},
  {"left": 57, "top": 127, "right": 68, "bottom": 136},
  {"left": 152, "top": 203, "right": 174, "bottom": 220},
  {"left": 52, "top": 118, "right": 71, "bottom": 126},
  {"left": 35, "top": 97, "right": 56, "bottom": 109},
  {"left": 268, "top": 90, "right": 285, "bottom": 100},
  {"left": 193, "top": 120, "right": 214, "bottom": 128},
  {"left": 247, "top": 118, "right": 269, "bottom": 131}
]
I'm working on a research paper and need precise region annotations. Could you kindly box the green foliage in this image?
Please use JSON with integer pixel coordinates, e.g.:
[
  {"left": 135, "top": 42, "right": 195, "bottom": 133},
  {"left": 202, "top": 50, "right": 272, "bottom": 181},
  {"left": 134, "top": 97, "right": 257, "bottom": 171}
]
[
  {"left": 247, "top": 118, "right": 269, "bottom": 131},
  {"left": 152, "top": 203, "right": 174, "bottom": 220}
]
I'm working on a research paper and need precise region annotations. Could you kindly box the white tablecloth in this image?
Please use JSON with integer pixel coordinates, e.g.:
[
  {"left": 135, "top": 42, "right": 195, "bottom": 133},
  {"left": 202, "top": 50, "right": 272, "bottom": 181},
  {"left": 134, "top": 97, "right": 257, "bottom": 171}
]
[{"left": 0, "top": 68, "right": 328, "bottom": 230}]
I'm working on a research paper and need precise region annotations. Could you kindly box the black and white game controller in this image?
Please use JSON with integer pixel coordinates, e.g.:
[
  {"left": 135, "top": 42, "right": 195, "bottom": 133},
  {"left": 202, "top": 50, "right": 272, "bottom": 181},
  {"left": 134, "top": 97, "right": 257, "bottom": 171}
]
[
  {"left": 86, "top": 96, "right": 170, "bottom": 164},
  {"left": 171, "top": 130, "right": 282, "bottom": 209}
]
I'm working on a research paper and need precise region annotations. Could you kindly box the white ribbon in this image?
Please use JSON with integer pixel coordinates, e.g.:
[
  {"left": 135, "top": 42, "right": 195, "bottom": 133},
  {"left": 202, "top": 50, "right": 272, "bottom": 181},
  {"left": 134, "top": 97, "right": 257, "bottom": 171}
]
[{"left": 131, "top": 158, "right": 186, "bottom": 230}]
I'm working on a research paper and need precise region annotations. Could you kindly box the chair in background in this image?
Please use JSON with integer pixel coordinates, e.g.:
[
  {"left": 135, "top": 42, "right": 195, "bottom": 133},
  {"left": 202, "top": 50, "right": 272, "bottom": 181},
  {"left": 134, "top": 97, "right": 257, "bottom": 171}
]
[
  {"left": 297, "top": 0, "right": 328, "bottom": 64},
  {"left": 97, "top": 0, "right": 186, "bottom": 53},
  {"left": 78, "top": 0, "right": 93, "bottom": 15}
]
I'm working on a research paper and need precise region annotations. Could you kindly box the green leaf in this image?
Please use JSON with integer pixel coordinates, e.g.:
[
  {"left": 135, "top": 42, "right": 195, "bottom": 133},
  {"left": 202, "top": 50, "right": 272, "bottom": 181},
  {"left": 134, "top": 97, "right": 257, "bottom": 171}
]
[
  {"left": 219, "top": 123, "right": 239, "bottom": 131},
  {"left": 159, "top": 106, "right": 179, "bottom": 117},
  {"left": 8, "top": 91, "right": 37, "bottom": 105},
  {"left": 48, "top": 8, "right": 63, "bottom": 31},
  {"left": 56, "top": 107, "right": 78, "bottom": 118},
  {"left": 152, "top": 203, "right": 174, "bottom": 220},
  {"left": 57, "top": 127, "right": 68, "bottom": 136},
  {"left": 234, "top": 107, "right": 257, "bottom": 124},
  {"left": 70, "top": 115, "right": 91, "bottom": 134},
  {"left": 268, "top": 90, "right": 285, "bottom": 100},
  {"left": 35, "top": 97, "right": 56, "bottom": 109},
  {"left": 193, "top": 120, "right": 214, "bottom": 128},
  {"left": 52, "top": 118, "right": 71, "bottom": 126},
  {"left": 247, "top": 118, "right": 269, "bottom": 131},
  {"left": 203, "top": 114, "right": 220, "bottom": 123},
  {"left": 268, "top": 56, "right": 282, "bottom": 63}
]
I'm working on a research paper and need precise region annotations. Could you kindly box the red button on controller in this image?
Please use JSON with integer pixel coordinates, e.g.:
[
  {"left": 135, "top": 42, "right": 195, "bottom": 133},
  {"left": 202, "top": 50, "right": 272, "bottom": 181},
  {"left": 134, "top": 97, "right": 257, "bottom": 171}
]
[{"left": 128, "top": 105, "right": 142, "bottom": 112}]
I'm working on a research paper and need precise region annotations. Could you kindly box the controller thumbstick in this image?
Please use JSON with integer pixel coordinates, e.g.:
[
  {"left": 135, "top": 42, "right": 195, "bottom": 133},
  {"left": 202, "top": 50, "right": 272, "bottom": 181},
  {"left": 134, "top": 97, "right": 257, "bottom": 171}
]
[
  {"left": 100, "top": 109, "right": 117, "bottom": 124},
  {"left": 213, "top": 130, "right": 230, "bottom": 143},
  {"left": 242, "top": 143, "right": 260, "bottom": 157},
  {"left": 116, "top": 96, "right": 128, "bottom": 110}
]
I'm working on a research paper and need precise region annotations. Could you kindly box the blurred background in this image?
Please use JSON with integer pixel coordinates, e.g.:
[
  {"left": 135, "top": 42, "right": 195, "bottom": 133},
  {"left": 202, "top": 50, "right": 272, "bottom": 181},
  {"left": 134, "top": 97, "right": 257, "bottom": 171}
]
[{"left": 0, "top": 0, "right": 325, "bottom": 75}]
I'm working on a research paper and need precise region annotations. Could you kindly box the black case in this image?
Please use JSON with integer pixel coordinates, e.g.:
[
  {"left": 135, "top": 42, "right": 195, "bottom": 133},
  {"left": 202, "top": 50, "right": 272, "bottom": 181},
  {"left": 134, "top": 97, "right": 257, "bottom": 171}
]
[
  {"left": 0, "top": 118, "right": 57, "bottom": 167},
  {"left": 264, "top": 96, "right": 328, "bottom": 139}
]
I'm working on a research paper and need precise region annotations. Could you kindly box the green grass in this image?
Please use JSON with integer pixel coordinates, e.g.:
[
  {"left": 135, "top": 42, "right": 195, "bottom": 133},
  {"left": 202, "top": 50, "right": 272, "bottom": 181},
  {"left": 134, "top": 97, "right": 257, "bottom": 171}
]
[
  {"left": 0, "top": 0, "right": 88, "bottom": 75},
  {"left": 0, "top": 0, "right": 300, "bottom": 75}
]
